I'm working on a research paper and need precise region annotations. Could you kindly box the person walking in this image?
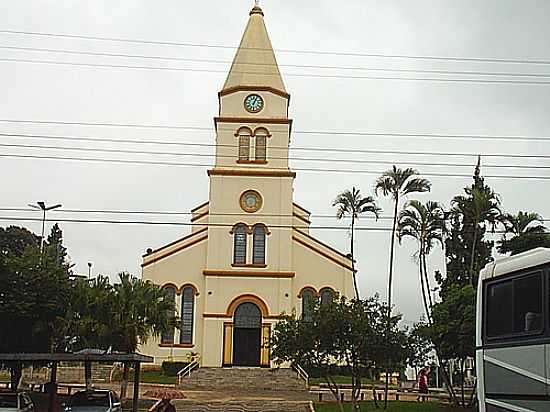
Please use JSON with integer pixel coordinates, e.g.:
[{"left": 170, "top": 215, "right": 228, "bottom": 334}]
[{"left": 416, "top": 367, "right": 430, "bottom": 402}]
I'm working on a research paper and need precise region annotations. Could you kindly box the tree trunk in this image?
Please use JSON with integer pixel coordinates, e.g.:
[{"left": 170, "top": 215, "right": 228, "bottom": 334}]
[
  {"left": 10, "top": 363, "right": 22, "bottom": 391},
  {"left": 325, "top": 374, "right": 343, "bottom": 411},
  {"left": 421, "top": 251, "right": 433, "bottom": 323},
  {"left": 351, "top": 214, "right": 359, "bottom": 299},
  {"left": 418, "top": 245, "right": 431, "bottom": 324},
  {"left": 120, "top": 362, "right": 129, "bottom": 399},
  {"left": 383, "top": 196, "right": 400, "bottom": 409},
  {"left": 468, "top": 224, "right": 479, "bottom": 287}
]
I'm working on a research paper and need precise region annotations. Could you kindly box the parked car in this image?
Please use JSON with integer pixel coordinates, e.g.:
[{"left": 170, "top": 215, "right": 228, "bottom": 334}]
[
  {"left": 64, "top": 390, "right": 121, "bottom": 412},
  {"left": 0, "top": 392, "right": 34, "bottom": 412}
]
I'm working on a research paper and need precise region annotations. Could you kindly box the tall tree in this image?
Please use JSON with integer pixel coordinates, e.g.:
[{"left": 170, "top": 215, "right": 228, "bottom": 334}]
[
  {"left": 427, "top": 285, "right": 476, "bottom": 407},
  {"left": 498, "top": 211, "right": 550, "bottom": 255},
  {"left": 397, "top": 200, "right": 445, "bottom": 323},
  {"left": 447, "top": 162, "right": 500, "bottom": 289},
  {"left": 374, "top": 166, "right": 430, "bottom": 408},
  {"left": 333, "top": 187, "right": 380, "bottom": 298},
  {"left": 45, "top": 223, "right": 68, "bottom": 266}
]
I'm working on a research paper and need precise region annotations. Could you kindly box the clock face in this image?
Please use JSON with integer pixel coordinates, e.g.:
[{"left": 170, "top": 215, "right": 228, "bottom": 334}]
[
  {"left": 244, "top": 94, "right": 264, "bottom": 113},
  {"left": 240, "top": 190, "right": 263, "bottom": 213}
]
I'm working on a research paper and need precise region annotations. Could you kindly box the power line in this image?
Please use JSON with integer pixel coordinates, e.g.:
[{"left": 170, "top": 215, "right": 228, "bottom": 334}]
[
  {"left": 3, "top": 57, "right": 550, "bottom": 86},
  {"left": 2, "top": 121, "right": 550, "bottom": 144},
  {"left": 3, "top": 45, "right": 550, "bottom": 79},
  {"left": 0, "top": 215, "right": 528, "bottom": 234},
  {"left": 2, "top": 207, "right": 547, "bottom": 222},
  {"left": 2, "top": 29, "right": 550, "bottom": 66},
  {"left": 3, "top": 131, "right": 549, "bottom": 160},
  {"left": 0, "top": 207, "right": 394, "bottom": 220},
  {"left": 2, "top": 142, "right": 548, "bottom": 170},
  {"left": 1, "top": 152, "right": 549, "bottom": 180}
]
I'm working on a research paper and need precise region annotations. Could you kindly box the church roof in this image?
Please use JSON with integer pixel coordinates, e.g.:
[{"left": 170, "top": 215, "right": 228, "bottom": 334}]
[{"left": 221, "top": 5, "right": 287, "bottom": 95}]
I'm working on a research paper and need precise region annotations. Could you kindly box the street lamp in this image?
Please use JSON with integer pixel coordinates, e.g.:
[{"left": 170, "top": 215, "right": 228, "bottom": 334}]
[
  {"left": 28, "top": 201, "right": 62, "bottom": 255},
  {"left": 87, "top": 262, "right": 93, "bottom": 280}
]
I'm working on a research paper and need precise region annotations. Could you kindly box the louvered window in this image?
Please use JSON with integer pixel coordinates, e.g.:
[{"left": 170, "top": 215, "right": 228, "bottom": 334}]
[
  {"left": 161, "top": 286, "right": 176, "bottom": 344},
  {"left": 180, "top": 286, "right": 194, "bottom": 344},
  {"left": 252, "top": 225, "right": 266, "bottom": 265},
  {"left": 233, "top": 224, "right": 247, "bottom": 264},
  {"left": 320, "top": 289, "right": 334, "bottom": 306},
  {"left": 301, "top": 289, "right": 316, "bottom": 322},
  {"left": 255, "top": 135, "right": 267, "bottom": 161},
  {"left": 239, "top": 135, "right": 250, "bottom": 161}
]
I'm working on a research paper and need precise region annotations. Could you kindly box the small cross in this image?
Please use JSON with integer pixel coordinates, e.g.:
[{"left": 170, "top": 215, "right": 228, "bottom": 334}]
[{"left": 255, "top": 0, "right": 260, "bottom": 7}]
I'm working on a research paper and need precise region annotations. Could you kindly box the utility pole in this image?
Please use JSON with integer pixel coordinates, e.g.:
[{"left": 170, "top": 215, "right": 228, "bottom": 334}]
[{"left": 28, "top": 201, "right": 62, "bottom": 260}]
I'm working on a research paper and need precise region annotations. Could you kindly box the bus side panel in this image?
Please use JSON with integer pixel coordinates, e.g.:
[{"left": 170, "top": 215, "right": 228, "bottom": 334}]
[{"left": 483, "top": 345, "right": 546, "bottom": 395}]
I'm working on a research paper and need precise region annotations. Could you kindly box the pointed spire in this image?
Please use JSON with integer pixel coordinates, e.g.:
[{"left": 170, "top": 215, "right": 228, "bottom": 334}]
[{"left": 221, "top": 5, "right": 287, "bottom": 95}]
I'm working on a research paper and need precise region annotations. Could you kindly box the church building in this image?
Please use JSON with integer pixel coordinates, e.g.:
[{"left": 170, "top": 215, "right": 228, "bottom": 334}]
[{"left": 141, "top": 4, "right": 355, "bottom": 368}]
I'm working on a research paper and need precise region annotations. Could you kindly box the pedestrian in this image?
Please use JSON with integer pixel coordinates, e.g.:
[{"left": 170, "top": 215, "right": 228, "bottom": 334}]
[{"left": 416, "top": 367, "right": 429, "bottom": 402}]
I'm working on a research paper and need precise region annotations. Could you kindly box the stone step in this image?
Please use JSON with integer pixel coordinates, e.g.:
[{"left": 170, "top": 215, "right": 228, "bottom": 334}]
[
  {"left": 179, "top": 368, "right": 308, "bottom": 392},
  {"left": 173, "top": 400, "right": 311, "bottom": 412}
]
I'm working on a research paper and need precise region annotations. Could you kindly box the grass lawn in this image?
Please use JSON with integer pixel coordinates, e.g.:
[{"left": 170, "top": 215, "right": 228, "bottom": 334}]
[
  {"left": 314, "top": 401, "right": 475, "bottom": 412},
  {"left": 124, "top": 370, "right": 176, "bottom": 385}
]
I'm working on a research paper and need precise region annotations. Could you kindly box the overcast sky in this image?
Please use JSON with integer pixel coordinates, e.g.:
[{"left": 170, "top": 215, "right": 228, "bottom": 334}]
[{"left": 1, "top": 0, "right": 549, "bottom": 325}]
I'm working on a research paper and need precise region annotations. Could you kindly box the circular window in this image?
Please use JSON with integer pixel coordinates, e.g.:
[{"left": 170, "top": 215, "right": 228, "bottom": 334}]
[{"left": 240, "top": 190, "right": 263, "bottom": 213}]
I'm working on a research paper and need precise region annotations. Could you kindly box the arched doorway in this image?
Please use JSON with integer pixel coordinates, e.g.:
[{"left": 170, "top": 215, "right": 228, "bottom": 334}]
[{"left": 232, "top": 302, "right": 262, "bottom": 366}]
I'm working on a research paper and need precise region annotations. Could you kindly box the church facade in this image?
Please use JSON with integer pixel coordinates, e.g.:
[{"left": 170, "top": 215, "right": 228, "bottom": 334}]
[{"left": 141, "top": 5, "right": 355, "bottom": 368}]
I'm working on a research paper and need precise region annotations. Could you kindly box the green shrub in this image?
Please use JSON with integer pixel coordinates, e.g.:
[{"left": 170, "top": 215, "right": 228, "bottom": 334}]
[{"left": 161, "top": 361, "right": 189, "bottom": 376}]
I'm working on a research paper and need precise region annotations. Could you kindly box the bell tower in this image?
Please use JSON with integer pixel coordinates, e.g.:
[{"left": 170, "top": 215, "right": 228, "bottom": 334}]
[{"left": 205, "top": 4, "right": 295, "bottom": 276}]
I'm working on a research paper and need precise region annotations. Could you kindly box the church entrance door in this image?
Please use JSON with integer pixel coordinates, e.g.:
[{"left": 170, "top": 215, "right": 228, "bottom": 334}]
[{"left": 232, "top": 302, "right": 262, "bottom": 367}]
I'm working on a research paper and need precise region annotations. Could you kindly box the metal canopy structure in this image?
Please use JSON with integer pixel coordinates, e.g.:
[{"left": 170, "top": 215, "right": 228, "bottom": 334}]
[{"left": 0, "top": 352, "right": 153, "bottom": 412}]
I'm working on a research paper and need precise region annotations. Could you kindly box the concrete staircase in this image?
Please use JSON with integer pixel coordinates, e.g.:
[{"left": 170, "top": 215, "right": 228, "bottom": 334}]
[
  {"left": 173, "top": 400, "right": 312, "bottom": 412},
  {"left": 178, "top": 367, "right": 308, "bottom": 392}
]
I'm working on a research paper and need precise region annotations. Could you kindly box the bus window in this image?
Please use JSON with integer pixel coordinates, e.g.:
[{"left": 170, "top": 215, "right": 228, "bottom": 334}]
[
  {"left": 486, "top": 272, "right": 543, "bottom": 339},
  {"left": 487, "top": 281, "right": 513, "bottom": 337},
  {"left": 514, "top": 274, "right": 542, "bottom": 332}
]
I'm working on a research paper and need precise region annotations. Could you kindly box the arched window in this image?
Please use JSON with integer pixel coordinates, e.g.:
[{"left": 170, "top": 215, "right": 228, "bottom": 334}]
[
  {"left": 180, "top": 286, "right": 195, "bottom": 344},
  {"left": 234, "top": 302, "right": 262, "bottom": 329},
  {"left": 238, "top": 130, "right": 251, "bottom": 161},
  {"left": 320, "top": 288, "right": 334, "bottom": 306},
  {"left": 255, "top": 136, "right": 267, "bottom": 161},
  {"left": 161, "top": 286, "right": 176, "bottom": 344},
  {"left": 252, "top": 225, "right": 266, "bottom": 265},
  {"left": 233, "top": 224, "right": 248, "bottom": 264},
  {"left": 301, "top": 289, "right": 316, "bottom": 322}
]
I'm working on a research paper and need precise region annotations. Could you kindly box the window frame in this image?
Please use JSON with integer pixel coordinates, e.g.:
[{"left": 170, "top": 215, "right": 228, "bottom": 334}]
[
  {"left": 180, "top": 286, "right": 195, "bottom": 345},
  {"left": 483, "top": 269, "right": 546, "bottom": 344},
  {"left": 160, "top": 285, "right": 177, "bottom": 344},
  {"left": 233, "top": 224, "right": 248, "bottom": 265},
  {"left": 252, "top": 224, "right": 267, "bottom": 265}
]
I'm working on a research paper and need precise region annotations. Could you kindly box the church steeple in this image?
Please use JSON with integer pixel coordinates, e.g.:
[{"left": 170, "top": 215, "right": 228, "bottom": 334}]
[{"left": 221, "top": 5, "right": 286, "bottom": 95}]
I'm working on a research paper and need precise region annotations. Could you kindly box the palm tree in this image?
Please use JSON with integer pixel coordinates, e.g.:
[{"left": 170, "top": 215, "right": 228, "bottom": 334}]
[
  {"left": 451, "top": 186, "right": 501, "bottom": 285},
  {"left": 498, "top": 211, "right": 548, "bottom": 255},
  {"left": 333, "top": 187, "right": 380, "bottom": 299},
  {"left": 374, "top": 166, "right": 431, "bottom": 316},
  {"left": 112, "top": 272, "right": 178, "bottom": 398},
  {"left": 374, "top": 166, "right": 430, "bottom": 408},
  {"left": 397, "top": 200, "right": 445, "bottom": 323}
]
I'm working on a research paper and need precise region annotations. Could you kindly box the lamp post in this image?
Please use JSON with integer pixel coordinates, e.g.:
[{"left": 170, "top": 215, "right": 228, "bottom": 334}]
[
  {"left": 87, "top": 262, "right": 93, "bottom": 280},
  {"left": 28, "top": 201, "right": 62, "bottom": 256}
]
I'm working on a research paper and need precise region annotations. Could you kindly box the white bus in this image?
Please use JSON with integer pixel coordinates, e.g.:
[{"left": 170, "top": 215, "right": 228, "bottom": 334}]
[{"left": 476, "top": 247, "right": 550, "bottom": 412}]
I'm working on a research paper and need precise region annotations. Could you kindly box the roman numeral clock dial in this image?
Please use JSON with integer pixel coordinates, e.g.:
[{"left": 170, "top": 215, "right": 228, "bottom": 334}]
[{"left": 244, "top": 94, "right": 264, "bottom": 113}]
